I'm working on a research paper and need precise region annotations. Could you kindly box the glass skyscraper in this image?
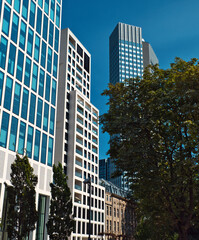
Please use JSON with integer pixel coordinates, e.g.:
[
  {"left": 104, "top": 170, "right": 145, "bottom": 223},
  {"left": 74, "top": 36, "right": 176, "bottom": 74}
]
[{"left": 0, "top": 0, "right": 62, "bottom": 239}]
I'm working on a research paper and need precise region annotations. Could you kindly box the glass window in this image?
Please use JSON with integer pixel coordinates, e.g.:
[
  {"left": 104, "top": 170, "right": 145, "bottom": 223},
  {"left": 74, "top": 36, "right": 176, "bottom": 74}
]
[
  {"left": 27, "top": 28, "right": 34, "bottom": 56},
  {"left": 29, "top": 0, "right": 36, "bottom": 28},
  {"left": 18, "top": 121, "right": 26, "bottom": 154},
  {"left": 9, "top": 116, "right": 18, "bottom": 152},
  {"left": 4, "top": 76, "right": 13, "bottom": 111},
  {"left": 43, "top": 103, "right": 49, "bottom": 132},
  {"left": 47, "top": 47, "right": 52, "bottom": 73},
  {"left": 42, "top": 15, "right": 48, "bottom": 41},
  {"left": 22, "top": 0, "right": 29, "bottom": 20},
  {"left": 34, "top": 35, "right": 40, "bottom": 62},
  {"left": 0, "top": 36, "right": 8, "bottom": 69},
  {"left": 16, "top": 50, "right": 24, "bottom": 81},
  {"left": 13, "top": 82, "right": 21, "bottom": 115},
  {"left": 53, "top": 53, "right": 58, "bottom": 78},
  {"left": 26, "top": 125, "right": 33, "bottom": 158},
  {"left": 38, "top": 0, "right": 43, "bottom": 8},
  {"left": 34, "top": 129, "right": 41, "bottom": 161},
  {"left": 14, "top": 0, "right": 21, "bottom": 13},
  {"left": 39, "top": 69, "right": 45, "bottom": 97},
  {"left": 49, "top": 21, "right": 54, "bottom": 47},
  {"left": 48, "top": 137, "right": 53, "bottom": 166},
  {"left": 50, "top": 0, "right": 55, "bottom": 21},
  {"left": 24, "top": 56, "right": 31, "bottom": 87},
  {"left": 0, "top": 112, "right": 10, "bottom": 148},
  {"left": 51, "top": 79, "right": 56, "bottom": 106},
  {"left": 41, "top": 41, "right": 46, "bottom": 68},
  {"left": 32, "top": 63, "right": 38, "bottom": 92},
  {"left": 56, "top": 4, "right": 60, "bottom": 27},
  {"left": 36, "top": 98, "right": 43, "bottom": 128},
  {"left": 2, "top": 4, "right": 11, "bottom": 36},
  {"left": 19, "top": 20, "right": 26, "bottom": 50},
  {"left": 21, "top": 88, "right": 29, "bottom": 120},
  {"left": 36, "top": 7, "right": 42, "bottom": 35},
  {"left": 11, "top": 13, "right": 19, "bottom": 43},
  {"left": 7, "top": 43, "right": 16, "bottom": 76},
  {"left": 29, "top": 93, "right": 36, "bottom": 124},
  {"left": 45, "top": 74, "right": 51, "bottom": 101},
  {"left": 49, "top": 107, "right": 55, "bottom": 135},
  {"left": 44, "top": 0, "right": 49, "bottom": 14},
  {"left": 0, "top": 71, "right": 4, "bottom": 105},
  {"left": 36, "top": 195, "right": 47, "bottom": 239},
  {"left": 54, "top": 27, "right": 59, "bottom": 52},
  {"left": 41, "top": 133, "right": 47, "bottom": 164}
]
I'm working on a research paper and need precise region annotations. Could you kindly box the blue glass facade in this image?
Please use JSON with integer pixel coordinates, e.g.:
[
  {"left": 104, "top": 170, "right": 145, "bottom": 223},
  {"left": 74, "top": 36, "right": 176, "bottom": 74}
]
[{"left": 0, "top": 0, "right": 61, "bottom": 167}]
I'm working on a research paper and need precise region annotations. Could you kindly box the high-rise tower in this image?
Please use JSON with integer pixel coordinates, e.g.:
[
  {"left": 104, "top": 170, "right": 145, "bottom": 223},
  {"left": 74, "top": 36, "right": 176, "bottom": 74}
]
[{"left": 0, "top": 0, "right": 62, "bottom": 239}]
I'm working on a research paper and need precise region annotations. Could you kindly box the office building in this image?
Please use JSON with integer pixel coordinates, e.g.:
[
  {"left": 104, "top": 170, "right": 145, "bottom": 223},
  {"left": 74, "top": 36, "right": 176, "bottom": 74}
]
[
  {"left": 0, "top": 0, "right": 62, "bottom": 239},
  {"left": 142, "top": 41, "right": 159, "bottom": 69},
  {"left": 55, "top": 28, "right": 105, "bottom": 240}
]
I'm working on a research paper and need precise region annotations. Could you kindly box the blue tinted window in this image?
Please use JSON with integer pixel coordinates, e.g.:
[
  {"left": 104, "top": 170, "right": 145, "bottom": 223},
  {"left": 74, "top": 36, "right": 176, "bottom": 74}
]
[
  {"left": 27, "top": 28, "right": 34, "bottom": 56},
  {"left": 0, "top": 0, "right": 2, "bottom": 18},
  {"left": 4, "top": 77, "right": 13, "bottom": 110},
  {"left": 56, "top": 4, "right": 60, "bottom": 27},
  {"left": 0, "top": 36, "right": 8, "bottom": 69},
  {"left": 50, "top": 0, "right": 55, "bottom": 21},
  {"left": 38, "top": 0, "right": 43, "bottom": 8},
  {"left": 50, "top": 107, "right": 55, "bottom": 135},
  {"left": 0, "top": 71, "right": 4, "bottom": 104},
  {"left": 51, "top": 79, "right": 56, "bottom": 106},
  {"left": 2, "top": 4, "right": 11, "bottom": 36},
  {"left": 45, "top": 74, "right": 51, "bottom": 101},
  {"left": 9, "top": 117, "right": 18, "bottom": 151},
  {"left": 49, "top": 22, "right": 54, "bottom": 47},
  {"left": 36, "top": 7, "right": 42, "bottom": 35},
  {"left": 18, "top": 121, "right": 26, "bottom": 154},
  {"left": 7, "top": 43, "right": 16, "bottom": 76},
  {"left": 41, "top": 41, "right": 46, "bottom": 68},
  {"left": 34, "top": 35, "right": 40, "bottom": 62},
  {"left": 24, "top": 56, "right": 31, "bottom": 87},
  {"left": 6, "top": 0, "right": 12, "bottom": 4},
  {"left": 43, "top": 103, "right": 49, "bottom": 132},
  {"left": 36, "top": 98, "right": 43, "bottom": 128},
  {"left": 27, "top": 126, "right": 33, "bottom": 158},
  {"left": 11, "top": 13, "right": 19, "bottom": 43},
  {"left": 41, "top": 133, "right": 47, "bottom": 164},
  {"left": 14, "top": 0, "right": 21, "bottom": 13},
  {"left": 54, "top": 27, "right": 59, "bottom": 52},
  {"left": 29, "top": 93, "right": 36, "bottom": 124},
  {"left": 32, "top": 63, "right": 38, "bottom": 92},
  {"left": 19, "top": 20, "right": 26, "bottom": 50},
  {"left": 44, "top": 0, "right": 49, "bottom": 14},
  {"left": 16, "top": 50, "right": 24, "bottom": 81},
  {"left": 29, "top": 0, "right": 36, "bottom": 28},
  {"left": 21, "top": 88, "right": 29, "bottom": 120},
  {"left": 34, "top": 130, "right": 41, "bottom": 161},
  {"left": 13, "top": 82, "right": 21, "bottom": 115},
  {"left": 22, "top": 0, "right": 29, "bottom": 20},
  {"left": 39, "top": 69, "right": 44, "bottom": 97},
  {"left": 0, "top": 112, "right": 10, "bottom": 148},
  {"left": 43, "top": 15, "right": 48, "bottom": 41},
  {"left": 48, "top": 137, "right": 53, "bottom": 166},
  {"left": 47, "top": 47, "right": 52, "bottom": 73},
  {"left": 53, "top": 53, "right": 58, "bottom": 78}
]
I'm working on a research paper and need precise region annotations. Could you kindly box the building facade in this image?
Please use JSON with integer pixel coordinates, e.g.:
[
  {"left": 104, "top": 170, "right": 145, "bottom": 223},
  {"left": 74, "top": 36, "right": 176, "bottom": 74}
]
[
  {"left": 54, "top": 28, "right": 105, "bottom": 240},
  {"left": 0, "top": 0, "right": 62, "bottom": 239}
]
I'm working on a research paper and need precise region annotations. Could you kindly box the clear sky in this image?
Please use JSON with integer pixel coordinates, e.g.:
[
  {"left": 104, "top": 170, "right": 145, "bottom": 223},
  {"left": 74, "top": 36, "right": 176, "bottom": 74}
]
[{"left": 61, "top": 0, "right": 199, "bottom": 159}]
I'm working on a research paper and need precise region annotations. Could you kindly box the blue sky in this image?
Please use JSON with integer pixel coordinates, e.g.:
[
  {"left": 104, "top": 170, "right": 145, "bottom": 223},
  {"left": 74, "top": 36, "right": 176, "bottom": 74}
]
[{"left": 61, "top": 0, "right": 199, "bottom": 159}]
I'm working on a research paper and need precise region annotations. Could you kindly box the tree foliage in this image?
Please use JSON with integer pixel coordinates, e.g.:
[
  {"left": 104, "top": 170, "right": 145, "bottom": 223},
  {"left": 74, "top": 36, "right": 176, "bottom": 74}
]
[
  {"left": 100, "top": 58, "right": 199, "bottom": 240},
  {"left": 47, "top": 163, "right": 74, "bottom": 240},
  {"left": 7, "top": 154, "right": 38, "bottom": 240}
]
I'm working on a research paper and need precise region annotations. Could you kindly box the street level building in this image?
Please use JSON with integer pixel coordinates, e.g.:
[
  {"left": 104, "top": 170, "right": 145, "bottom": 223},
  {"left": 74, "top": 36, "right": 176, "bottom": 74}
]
[{"left": 0, "top": 0, "right": 62, "bottom": 239}]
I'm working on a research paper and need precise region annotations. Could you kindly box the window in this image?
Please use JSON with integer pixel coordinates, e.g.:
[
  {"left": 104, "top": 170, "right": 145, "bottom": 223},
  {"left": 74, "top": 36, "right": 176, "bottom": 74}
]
[
  {"left": 45, "top": 74, "right": 51, "bottom": 101},
  {"left": 0, "top": 72, "right": 4, "bottom": 105},
  {"left": 43, "top": 103, "right": 49, "bottom": 132},
  {"left": 50, "top": 0, "right": 55, "bottom": 21},
  {"left": 51, "top": 79, "right": 56, "bottom": 106},
  {"left": 48, "top": 137, "right": 53, "bottom": 166},
  {"left": 29, "top": 93, "right": 36, "bottom": 124},
  {"left": 7, "top": 43, "right": 16, "bottom": 76},
  {"left": 14, "top": 0, "right": 21, "bottom": 13},
  {"left": 13, "top": 82, "right": 21, "bottom": 115},
  {"left": 22, "top": 0, "right": 29, "bottom": 20},
  {"left": 41, "top": 133, "right": 47, "bottom": 164},
  {"left": 50, "top": 107, "right": 55, "bottom": 135},
  {"left": 41, "top": 41, "right": 46, "bottom": 68},
  {"left": 18, "top": 121, "right": 26, "bottom": 154},
  {"left": 47, "top": 47, "right": 52, "bottom": 73},
  {"left": 2, "top": 4, "right": 11, "bottom": 36},
  {"left": 49, "top": 21, "right": 54, "bottom": 47},
  {"left": 43, "top": 15, "right": 48, "bottom": 41},
  {"left": 34, "top": 35, "right": 40, "bottom": 62},
  {"left": 29, "top": 0, "right": 35, "bottom": 28},
  {"left": 36, "top": 7, "right": 42, "bottom": 35},
  {"left": 0, "top": 36, "right": 8, "bottom": 69},
  {"left": 16, "top": 50, "right": 24, "bottom": 81},
  {"left": 11, "top": 13, "right": 19, "bottom": 43},
  {"left": 26, "top": 126, "right": 33, "bottom": 158},
  {"left": 4, "top": 76, "right": 13, "bottom": 110},
  {"left": 54, "top": 28, "right": 59, "bottom": 52},
  {"left": 24, "top": 56, "right": 31, "bottom": 87},
  {"left": 56, "top": 3, "right": 60, "bottom": 27},
  {"left": 53, "top": 53, "right": 58, "bottom": 78},
  {"left": 44, "top": 0, "right": 49, "bottom": 15},
  {"left": 0, "top": 112, "right": 10, "bottom": 148},
  {"left": 32, "top": 63, "right": 38, "bottom": 92},
  {"left": 34, "top": 130, "right": 41, "bottom": 161},
  {"left": 21, "top": 88, "right": 29, "bottom": 120},
  {"left": 19, "top": 20, "right": 26, "bottom": 50},
  {"left": 9, "top": 116, "right": 18, "bottom": 151},
  {"left": 36, "top": 195, "right": 48, "bottom": 239},
  {"left": 27, "top": 28, "right": 34, "bottom": 56},
  {"left": 36, "top": 98, "right": 43, "bottom": 128},
  {"left": 39, "top": 69, "right": 45, "bottom": 97}
]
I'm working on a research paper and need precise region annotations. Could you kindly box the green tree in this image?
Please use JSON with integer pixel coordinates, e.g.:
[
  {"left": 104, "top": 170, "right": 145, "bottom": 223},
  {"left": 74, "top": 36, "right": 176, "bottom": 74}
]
[
  {"left": 100, "top": 58, "right": 199, "bottom": 240},
  {"left": 7, "top": 154, "right": 38, "bottom": 240},
  {"left": 47, "top": 163, "right": 74, "bottom": 240}
]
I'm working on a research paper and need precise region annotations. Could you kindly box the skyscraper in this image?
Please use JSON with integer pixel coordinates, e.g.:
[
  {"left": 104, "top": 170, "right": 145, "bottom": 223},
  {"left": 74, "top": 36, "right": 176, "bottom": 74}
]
[
  {"left": 0, "top": 0, "right": 62, "bottom": 239},
  {"left": 55, "top": 28, "right": 105, "bottom": 240}
]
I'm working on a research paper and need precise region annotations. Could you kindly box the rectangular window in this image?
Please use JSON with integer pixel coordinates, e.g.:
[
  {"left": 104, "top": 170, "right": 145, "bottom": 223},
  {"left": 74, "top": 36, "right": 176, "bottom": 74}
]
[
  {"left": 34, "top": 130, "right": 41, "bottom": 161},
  {"left": 24, "top": 56, "right": 31, "bottom": 87},
  {"left": 39, "top": 69, "right": 45, "bottom": 97},
  {"left": 36, "top": 195, "right": 47, "bottom": 239},
  {"left": 0, "top": 112, "right": 10, "bottom": 148},
  {"left": 29, "top": 93, "right": 36, "bottom": 124},
  {"left": 42, "top": 15, "right": 48, "bottom": 41},
  {"left": 49, "top": 21, "right": 54, "bottom": 47},
  {"left": 21, "top": 88, "right": 29, "bottom": 120},
  {"left": 13, "top": 82, "right": 21, "bottom": 115},
  {"left": 19, "top": 20, "right": 27, "bottom": 50},
  {"left": 0, "top": 36, "right": 8, "bottom": 69},
  {"left": 44, "top": 0, "right": 49, "bottom": 14},
  {"left": 56, "top": 4, "right": 60, "bottom": 27},
  {"left": 11, "top": 13, "right": 19, "bottom": 43},
  {"left": 22, "top": 0, "right": 29, "bottom": 20},
  {"left": 36, "top": 7, "right": 42, "bottom": 35},
  {"left": 51, "top": 79, "right": 56, "bottom": 106},
  {"left": 2, "top": 4, "right": 11, "bottom": 36},
  {"left": 9, "top": 117, "right": 18, "bottom": 151},
  {"left": 27, "top": 28, "right": 34, "bottom": 56},
  {"left": 36, "top": 98, "right": 43, "bottom": 128},
  {"left": 34, "top": 35, "right": 40, "bottom": 62},
  {"left": 43, "top": 103, "right": 49, "bottom": 132},
  {"left": 0, "top": 71, "right": 4, "bottom": 105},
  {"left": 26, "top": 126, "right": 33, "bottom": 158},
  {"left": 18, "top": 121, "right": 26, "bottom": 154},
  {"left": 4, "top": 76, "right": 13, "bottom": 111},
  {"left": 53, "top": 53, "right": 58, "bottom": 78},
  {"left": 16, "top": 50, "right": 24, "bottom": 82},
  {"left": 48, "top": 137, "right": 53, "bottom": 166},
  {"left": 7, "top": 43, "right": 16, "bottom": 76},
  {"left": 45, "top": 74, "right": 51, "bottom": 101},
  {"left": 50, "top": 0, "right": 55, "bottom": 21},
  {"left": 32, "top": 63, "right": 38, "bottom": 92},
  {"left": 38, "top": 0, "right": 43, "bottom": 8},
  {"left": 49, "top": 107, "right": 55, "bottom": 135},
  {"left": 14, "top": 0, "right": 21, "bottom": 13},
  {"left": 47, "top": 47, "right": 52, "bottom": 73},
  {"left": 54, "top": 27, "right": 59, "bottom": 52},
  {"left": 41, "top": 41, "right": 46, "bottom": 68},
  {"left": 29, "top": 0, "right": 35, "bottom": 28},
  {"left": 41, "top": 133, "right": 47, "bottom": 164}
]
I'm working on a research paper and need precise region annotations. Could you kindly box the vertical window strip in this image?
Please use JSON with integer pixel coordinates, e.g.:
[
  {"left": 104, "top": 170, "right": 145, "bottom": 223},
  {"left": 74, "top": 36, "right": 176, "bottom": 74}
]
[
  {"left": 18, "top": 121, "right": 26, "bottom": 154},
  {"left": 0, "top": 111, "right": 10, "bottom": 148},
  {"left": 9, "top": 116, "right": 18, "bottom": 151}
]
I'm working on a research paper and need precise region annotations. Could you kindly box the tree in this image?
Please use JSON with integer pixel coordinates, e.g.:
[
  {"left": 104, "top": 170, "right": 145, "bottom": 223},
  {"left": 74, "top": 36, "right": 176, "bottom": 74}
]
[
  {"left": 100, "top": 58, "right": 199, "bottom": 240},
  {"left": 6, "top": 154, "right": 38, "bottom": 240},
  {"left": 47, "top": 163, "right": 74, "bottom": 240}
]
